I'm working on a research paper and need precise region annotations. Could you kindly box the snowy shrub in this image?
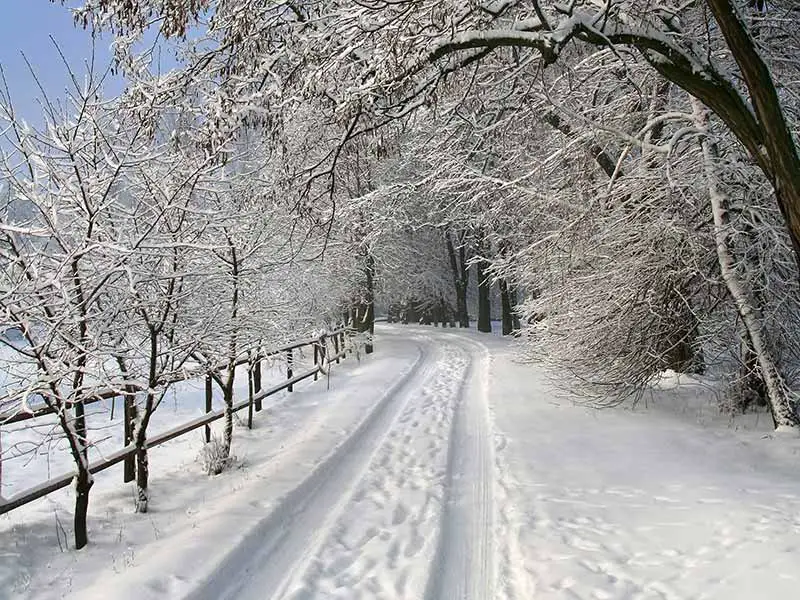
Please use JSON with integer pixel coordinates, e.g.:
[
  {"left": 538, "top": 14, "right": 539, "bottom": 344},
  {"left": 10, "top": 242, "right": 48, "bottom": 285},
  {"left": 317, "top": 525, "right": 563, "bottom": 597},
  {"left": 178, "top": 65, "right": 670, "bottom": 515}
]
[{"left": 199, "top": 435, "right": 236, "bottom": 476}]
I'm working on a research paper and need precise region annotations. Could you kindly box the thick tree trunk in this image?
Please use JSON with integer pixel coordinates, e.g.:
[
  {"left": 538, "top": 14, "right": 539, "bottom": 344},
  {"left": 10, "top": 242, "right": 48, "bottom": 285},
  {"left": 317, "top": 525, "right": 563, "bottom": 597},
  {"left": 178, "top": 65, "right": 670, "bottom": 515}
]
[
  {"left": 74, "top": 468, "right": 93, "bottom": 550},
  {"left": 703, "top": 0, "right": 800, "bottom": 274},
  {"left": 445, "top": 230, "right": 470, "bottom": 327},
  {"left": 57, "top": 399, "right": 93, "bottom": 548},
  {"left": 694, "top": 100, "right": 798, "bottom": 429},
  {"left": 123, "top": 390, "right": 136, "bottom": 483},
  {"left": 735, "top": 335, "right": 768, "bottom": 412},
  {"left": 476, "top": 258, "right": 492, "bottom": 333},
  {"left": 72, "top": 399, "right": 92, "bottom": 549},
  {"left": 455, "top": 286, "right": 468, "bottom": 327},
  {"left": 499, "top": 278, "right": 513, "bottom": 336}
]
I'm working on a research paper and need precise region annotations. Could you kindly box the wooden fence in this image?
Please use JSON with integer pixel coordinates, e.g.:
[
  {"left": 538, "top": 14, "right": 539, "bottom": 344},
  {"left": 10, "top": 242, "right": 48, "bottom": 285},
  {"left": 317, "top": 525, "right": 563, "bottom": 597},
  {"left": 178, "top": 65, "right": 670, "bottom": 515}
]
[{"left": 0, "top": 328, "right": 352, "bottom": 515}]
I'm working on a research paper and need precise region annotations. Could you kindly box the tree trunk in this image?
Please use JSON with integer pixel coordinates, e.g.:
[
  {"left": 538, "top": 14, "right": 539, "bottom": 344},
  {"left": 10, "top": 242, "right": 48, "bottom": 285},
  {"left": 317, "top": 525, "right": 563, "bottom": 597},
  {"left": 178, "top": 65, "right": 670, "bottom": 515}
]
[
  {"left": 223, "top": 376, "right": 235, "bottom": 457},
  {"left": 253, "top": 355, "right": 262, "bottom": 411},
  {"left": 694, "top": 100, "right": 798, "bottom": 429},
  {"left": 509, "top": 287, "right": 521, "bottom": 330},
  {"left": 133, "top": 392, "right": 155, "bottom": 513},
  {"left": 72, "top": 399, "right": 92, "bottom": 548},
  {"left": 420, "top": 303, "right": 431, "bottom": 325},
  {"left": 445, "top": 230, "right": 470, "bottom": 327},
  {"left": 734, "top": 334, "right": 768, "bottom": 412},
  {"left": 358, "top": 252, "right": 375, "bottom": 354},
  {"left": 74, "top": 467, "right": 93, "bottom": 549},
  {"left": 499, "top": 279, "right": 513, "bottom": 336},
  {"left": 703, "top": 0, "right": 800, "bottom": 275},
  {"left": 134, "top": 440, "right": 149, "bottom": 513},
  {"left": 123, "top": 390, "right": 136, "bottom": 483},
  {"left": 477, "top": 258, "right": 492, "bottom": 333},
  {"left": 55, "top": 398, "right": 93, "bottom": 549}
]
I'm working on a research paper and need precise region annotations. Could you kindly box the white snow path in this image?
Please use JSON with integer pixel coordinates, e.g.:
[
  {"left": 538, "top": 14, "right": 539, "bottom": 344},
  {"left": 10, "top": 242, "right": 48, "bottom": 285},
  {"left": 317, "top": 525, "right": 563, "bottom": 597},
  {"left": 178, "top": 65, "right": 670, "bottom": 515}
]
[
  {"left": 423, "top": 335, "right": 494, "bottom": 600},
  {"left": 4, "top": 325, "right": 800, "bottom": 600}
]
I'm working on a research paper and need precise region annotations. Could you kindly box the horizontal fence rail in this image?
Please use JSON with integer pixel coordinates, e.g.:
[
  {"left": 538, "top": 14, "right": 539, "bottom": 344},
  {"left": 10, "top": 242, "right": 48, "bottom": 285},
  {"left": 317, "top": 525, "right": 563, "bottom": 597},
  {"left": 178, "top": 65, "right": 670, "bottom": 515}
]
[
  {"left": 0, "top": 331, "right": 345, "bottom": 425},
  {"left": 0, "top": 328, "right": 352, "bottom": 515}
]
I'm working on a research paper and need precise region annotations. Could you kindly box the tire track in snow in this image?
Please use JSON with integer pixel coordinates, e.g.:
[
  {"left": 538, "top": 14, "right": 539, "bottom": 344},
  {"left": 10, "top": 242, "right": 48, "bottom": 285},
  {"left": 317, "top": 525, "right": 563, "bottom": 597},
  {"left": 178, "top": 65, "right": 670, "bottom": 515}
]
[
  {"left": 284, "top": 334, "right": 471, "bottom": 600},
  {"left": 424, "top": 335, "right": 495, "bottom": 600},
  {"left": 185, "top": 337, "right": 438, "bottom": 600}
]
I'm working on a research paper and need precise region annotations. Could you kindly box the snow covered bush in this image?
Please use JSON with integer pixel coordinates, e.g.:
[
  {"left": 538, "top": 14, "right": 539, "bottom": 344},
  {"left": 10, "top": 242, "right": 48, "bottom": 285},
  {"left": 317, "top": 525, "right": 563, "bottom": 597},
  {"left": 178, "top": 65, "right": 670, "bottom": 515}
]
[{"left": 199, "top": 434, "right": 237, "bottom": 476}]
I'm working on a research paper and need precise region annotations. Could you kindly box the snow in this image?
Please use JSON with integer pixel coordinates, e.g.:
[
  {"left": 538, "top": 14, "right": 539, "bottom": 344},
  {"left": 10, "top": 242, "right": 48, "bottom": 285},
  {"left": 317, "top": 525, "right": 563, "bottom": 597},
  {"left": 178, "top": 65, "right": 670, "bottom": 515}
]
[
  {"left": 2, "top": 325, "right": 800, "bottom": 599},
  {"left": 488, "top": 338, "right": 800, "bottom": 600}
]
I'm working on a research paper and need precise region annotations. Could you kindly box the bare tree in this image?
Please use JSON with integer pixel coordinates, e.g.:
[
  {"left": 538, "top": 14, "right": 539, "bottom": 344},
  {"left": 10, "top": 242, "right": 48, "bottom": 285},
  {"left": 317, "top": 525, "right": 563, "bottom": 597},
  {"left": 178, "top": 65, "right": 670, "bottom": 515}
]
[{"left": 0, "top": 61, "right": 154, "bottom": 547}]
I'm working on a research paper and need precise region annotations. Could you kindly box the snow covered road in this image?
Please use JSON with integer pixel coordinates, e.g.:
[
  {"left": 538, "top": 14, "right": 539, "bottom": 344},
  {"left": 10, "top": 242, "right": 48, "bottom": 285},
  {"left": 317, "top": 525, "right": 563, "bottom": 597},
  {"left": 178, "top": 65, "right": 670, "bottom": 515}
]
[
  {"left": 186, "top": 329, "right": 496, "bottom": 600},
  {"left": 4, "top": 325, "right": 800, "bottom": 600}
]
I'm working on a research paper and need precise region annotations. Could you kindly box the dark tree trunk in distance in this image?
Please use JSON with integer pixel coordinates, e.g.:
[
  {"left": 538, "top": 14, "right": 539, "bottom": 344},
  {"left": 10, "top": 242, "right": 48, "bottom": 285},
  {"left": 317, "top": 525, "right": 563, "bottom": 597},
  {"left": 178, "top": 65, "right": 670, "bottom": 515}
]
[
  {"left": 509, "top": 287, "right": 521, "bottom": 330},
  {"left": 499, "top": 279, "right": 514, "bottom": 336},
  {"left": 445, "top": 230, "right": 470, "bottom": 327},
  {"left": 357, "top": 252, "right": 376, "bottom": 354},
  {"left": 477, "top": 258, "right": 492, "bottom": 333}
]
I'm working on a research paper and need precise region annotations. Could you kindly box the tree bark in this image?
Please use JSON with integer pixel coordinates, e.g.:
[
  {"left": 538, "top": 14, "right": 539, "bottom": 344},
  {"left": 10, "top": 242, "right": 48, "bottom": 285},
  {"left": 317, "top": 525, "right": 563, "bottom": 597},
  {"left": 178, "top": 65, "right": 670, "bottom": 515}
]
[
  {"left": 135, "top": 436, "right": 149, "bottom": 513},
  {"left": 72, "top": 400, "right": 92, "bottom": 548},
  {"left": 123, "top": 390, "right": 136, "bottom": 483},
  {"left": 735, "top": 335, "right": 767, "bottom": 412},
  {"left": 73, "top": 467, "right": 93, "bottom": 550},
  {"left": 223, "top": 378, "right": 234, "bottom": 456},
  {"left": 445, "top": 229, "right": 470, "bottom": 327},
  {"left": 476, "top": 257, "right": 492, "bottom": 333},
  {"left": 499, "top": 278, "right": 513, "bottom": 335},
  {"left": 357, "top": 252, "right": 375, "bottom": 353},
  {"left": 509, "top": 287, "right": 521, "bottom": 330}
]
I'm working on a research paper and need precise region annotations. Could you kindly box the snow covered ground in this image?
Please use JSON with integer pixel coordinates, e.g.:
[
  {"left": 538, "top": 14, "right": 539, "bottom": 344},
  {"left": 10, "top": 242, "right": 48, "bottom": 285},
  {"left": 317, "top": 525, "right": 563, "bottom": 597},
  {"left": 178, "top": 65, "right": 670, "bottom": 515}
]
[{"left": 2, "top": 324, "right": 800, "bottom": 599}]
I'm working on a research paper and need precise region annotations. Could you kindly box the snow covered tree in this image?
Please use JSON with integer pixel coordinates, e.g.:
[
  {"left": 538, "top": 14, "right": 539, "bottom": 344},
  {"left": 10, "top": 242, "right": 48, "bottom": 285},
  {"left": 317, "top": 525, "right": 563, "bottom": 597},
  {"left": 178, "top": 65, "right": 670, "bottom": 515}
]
[{"left": 0, "top": 62, "right": 159, "bottom": 546}]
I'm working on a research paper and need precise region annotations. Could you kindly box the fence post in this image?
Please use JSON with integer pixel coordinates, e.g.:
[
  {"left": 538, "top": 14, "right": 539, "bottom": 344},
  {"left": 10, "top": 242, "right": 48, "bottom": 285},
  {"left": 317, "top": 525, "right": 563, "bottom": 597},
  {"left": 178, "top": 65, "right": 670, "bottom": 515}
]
[
  {"left": 287, "top": 348, "right": 294, "bottom": 392},
  {"left": 204, "top": 374, "right": 212, "bottom": 443},
  {"left": 123, "top": 391, "right": 135, "bottom": 483},
  {"left": 247, "top": 362, "right": 254, "bottom": 430},
  {"left": 253, "top": 353, "right": 262, "bottom": 411}
]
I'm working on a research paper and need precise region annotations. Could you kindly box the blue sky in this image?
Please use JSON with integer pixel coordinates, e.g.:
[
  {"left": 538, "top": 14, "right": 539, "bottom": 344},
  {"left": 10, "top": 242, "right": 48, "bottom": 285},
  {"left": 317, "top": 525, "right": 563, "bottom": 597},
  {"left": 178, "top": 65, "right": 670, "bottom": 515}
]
[{"left": 0, "top": 2, "right": 123, "bottom": 121}]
